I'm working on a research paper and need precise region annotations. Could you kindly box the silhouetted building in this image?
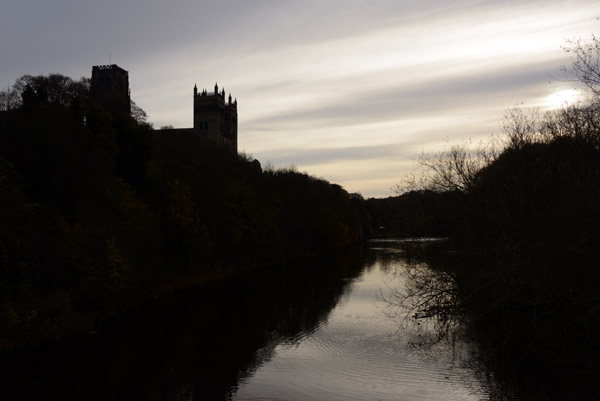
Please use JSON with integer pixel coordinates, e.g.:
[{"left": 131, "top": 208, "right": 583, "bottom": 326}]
[
  {"left": 90, "top": 64, "right": 131, "bottom": 115},
  {"left": 193, "top": 83, "right": 238, "bottom": 152},
  {"left": 89, "top": 64, "right": 237, "bottom": 152},
  {"left": 160, "top": 83, "right": 238, "bottom": 153}
]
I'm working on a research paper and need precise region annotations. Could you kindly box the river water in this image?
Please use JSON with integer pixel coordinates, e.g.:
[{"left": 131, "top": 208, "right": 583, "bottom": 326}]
[
  {"left": 231, "top": 239, "right": 489, "bottom": 401},
  {"left": 0, "top": 239, "right": 495, "bottom": 400}
]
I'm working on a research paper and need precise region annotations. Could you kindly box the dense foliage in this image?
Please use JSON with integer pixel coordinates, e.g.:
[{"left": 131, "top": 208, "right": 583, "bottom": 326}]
[
  {"left": 366, "top": 190, "right": 462, "bottom": 237},
  {"left": 0, "top": 74, "right": 367, "bottom": 348}
]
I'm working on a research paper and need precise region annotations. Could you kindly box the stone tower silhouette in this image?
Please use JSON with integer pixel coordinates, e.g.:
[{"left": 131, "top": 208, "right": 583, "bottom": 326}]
[
  {"left": 193, "top": 83, "right": 237, "bottom": 152},
  {"left": 88, "top": 64, "right": 238, "bottom": 153},
  {"left": 90, "top": 64, "right": 131, "bottom": 115}
]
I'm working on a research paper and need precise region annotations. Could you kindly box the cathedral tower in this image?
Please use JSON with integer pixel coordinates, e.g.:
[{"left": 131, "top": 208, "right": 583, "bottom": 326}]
[
  {"left": 193, "top": 83, "right": 237, "bottom": 152},
  {"left": 90, "top": 64, "right": 131, "bottom": 115}
]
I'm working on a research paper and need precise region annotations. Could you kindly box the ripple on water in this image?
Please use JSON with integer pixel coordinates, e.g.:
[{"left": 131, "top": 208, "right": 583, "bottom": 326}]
[{"left": 233, "top": 255, "right": 488, "bottom": 401}]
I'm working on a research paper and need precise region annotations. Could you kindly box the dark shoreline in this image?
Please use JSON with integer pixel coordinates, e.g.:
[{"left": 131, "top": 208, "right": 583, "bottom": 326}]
[{"left": 0, "top": 241, "right": 365, "bottom": 353}]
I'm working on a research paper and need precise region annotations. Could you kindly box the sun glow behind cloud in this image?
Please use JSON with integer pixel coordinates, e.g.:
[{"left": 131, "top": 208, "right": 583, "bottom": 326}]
[{"left": 543, "top": 89, "right": 582, "bottom": 109}]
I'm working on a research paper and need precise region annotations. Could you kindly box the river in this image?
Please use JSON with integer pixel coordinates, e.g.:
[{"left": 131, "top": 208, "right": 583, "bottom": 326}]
[{"left": 0, "top": 239, "right": 497, "bottom": 400}]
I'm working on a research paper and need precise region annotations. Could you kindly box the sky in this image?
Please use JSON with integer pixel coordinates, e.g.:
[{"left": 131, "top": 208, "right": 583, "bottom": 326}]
[{"left": 1, "top": 1, "right": 598, "bottom": 197}]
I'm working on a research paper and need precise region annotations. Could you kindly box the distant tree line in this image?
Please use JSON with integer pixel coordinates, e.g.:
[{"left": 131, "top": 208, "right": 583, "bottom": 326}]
[
  {"left": 0, "top": 73, "right": 369, "bottom": 349},
  {"left": 366, "top": 190, "right": 462, "bottom": 238}
]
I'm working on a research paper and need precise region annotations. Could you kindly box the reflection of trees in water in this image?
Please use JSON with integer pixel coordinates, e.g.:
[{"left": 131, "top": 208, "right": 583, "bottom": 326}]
[
  {"left": 375, "top": 241, "right": 519, "bottom": 401},
  {"left": 368, "top": 239, "right": 461, "bottom": 345},
  {"left": 386, "top": 259, "right": 459, "bottom": 346},
  {"left": 0, "top": 247, "right": 364, "bottom": 401},
  {"left": 378, "top": 239, "right": 600, "bottom": 401}
]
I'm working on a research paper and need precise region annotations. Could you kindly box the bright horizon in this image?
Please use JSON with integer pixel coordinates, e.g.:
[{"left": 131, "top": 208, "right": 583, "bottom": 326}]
[{"left": 1, "top": 0, "right": 598, "bottom": 197}]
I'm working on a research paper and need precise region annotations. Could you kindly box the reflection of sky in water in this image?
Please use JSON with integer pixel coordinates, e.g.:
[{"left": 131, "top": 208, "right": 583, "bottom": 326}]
[{"left": 233, "top": 253, "right": 487, "bottom": 401}]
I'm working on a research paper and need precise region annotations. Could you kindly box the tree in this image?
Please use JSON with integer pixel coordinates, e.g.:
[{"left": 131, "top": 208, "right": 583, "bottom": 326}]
[
  {"left": 0, "top": 88, "right": 21, "bottom": 111},
  {"left": 563, "top": 31, "right": 600, "bottom": 97},
  {"left": 416, "top": 140, "right": 499, "bottom": 193},
  {"left": 131, "top": 100, "right": 149, "bottom": 125},
  {"left": 6, "top": 74, "right": 89, "bottom": 112}
]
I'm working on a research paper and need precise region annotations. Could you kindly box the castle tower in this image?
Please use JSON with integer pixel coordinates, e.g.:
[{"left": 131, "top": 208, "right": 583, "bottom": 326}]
[
  {"left": 193, "top": 83, "right": 238, "bottom": 152},
  {"left": 90, "top": 64, "right": 131, "bottom": 115}
]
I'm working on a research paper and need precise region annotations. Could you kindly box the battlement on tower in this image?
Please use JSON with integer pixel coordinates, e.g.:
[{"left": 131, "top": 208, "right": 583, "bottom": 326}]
[{"left": 193, "top": 83, "right": 238, "bottom": 152}]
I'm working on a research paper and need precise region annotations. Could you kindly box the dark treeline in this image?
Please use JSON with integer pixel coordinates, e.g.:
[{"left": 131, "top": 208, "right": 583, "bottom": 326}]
[
  {"left": 366, "top": 190, "right": 462, "bottom": 237},
  {"left": 378, "top": 121, "right": 600, "bottom": 398},
  {"left": 0, "top": 74, "right": 368, "bottom": 349},
  {"left": 386, "top": 38, "right": 600, "bottom": 400},
  {"left": 447, "top": 106, "right": 600, "bottom": 400}
]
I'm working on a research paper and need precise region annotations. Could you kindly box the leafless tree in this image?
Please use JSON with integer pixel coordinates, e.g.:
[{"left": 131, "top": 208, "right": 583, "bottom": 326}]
[
  {"left": 563, "top": 30, "right": 600, "bottom": 98},
  {"left": 502, "top": 107, "right": 540, "bottom": 148},
  {"left": 416, "top": 139, "right": 499, "bottom": 193}
]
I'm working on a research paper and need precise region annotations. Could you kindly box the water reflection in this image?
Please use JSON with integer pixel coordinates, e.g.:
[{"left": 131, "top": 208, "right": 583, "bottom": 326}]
[
  {"left": 233, "top": 240, "right": 490, "bottom": 401},
  {"left": 374, "top": 240, "right": 513, "bottom": 400},
  {"left": 0, "top": 248, "right": 364, "bottom": 401},
  {"left": 0, "top": 241, "right": 501, "bottom": 401},
  {"left": 375, "top": 239, "right": 595, "bottom": 401},
  {"left": 380, "top": 252, "right": 459, "bottom": 345}
]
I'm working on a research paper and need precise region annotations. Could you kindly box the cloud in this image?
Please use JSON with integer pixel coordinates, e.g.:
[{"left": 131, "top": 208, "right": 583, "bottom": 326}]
[
  {"left": 258, "top": 142, "right": 412, "bottom": 167},
  {"left": 243, "top": 58, "right": 563, "bottom": 133},
  {"left": 2, "top": 0, "right": 599, "bottom": 197}
]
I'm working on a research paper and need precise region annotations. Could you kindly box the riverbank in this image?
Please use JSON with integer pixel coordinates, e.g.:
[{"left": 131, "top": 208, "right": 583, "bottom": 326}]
[{"left": 0, "top": 241, "right": 367, "bottom": 352}]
